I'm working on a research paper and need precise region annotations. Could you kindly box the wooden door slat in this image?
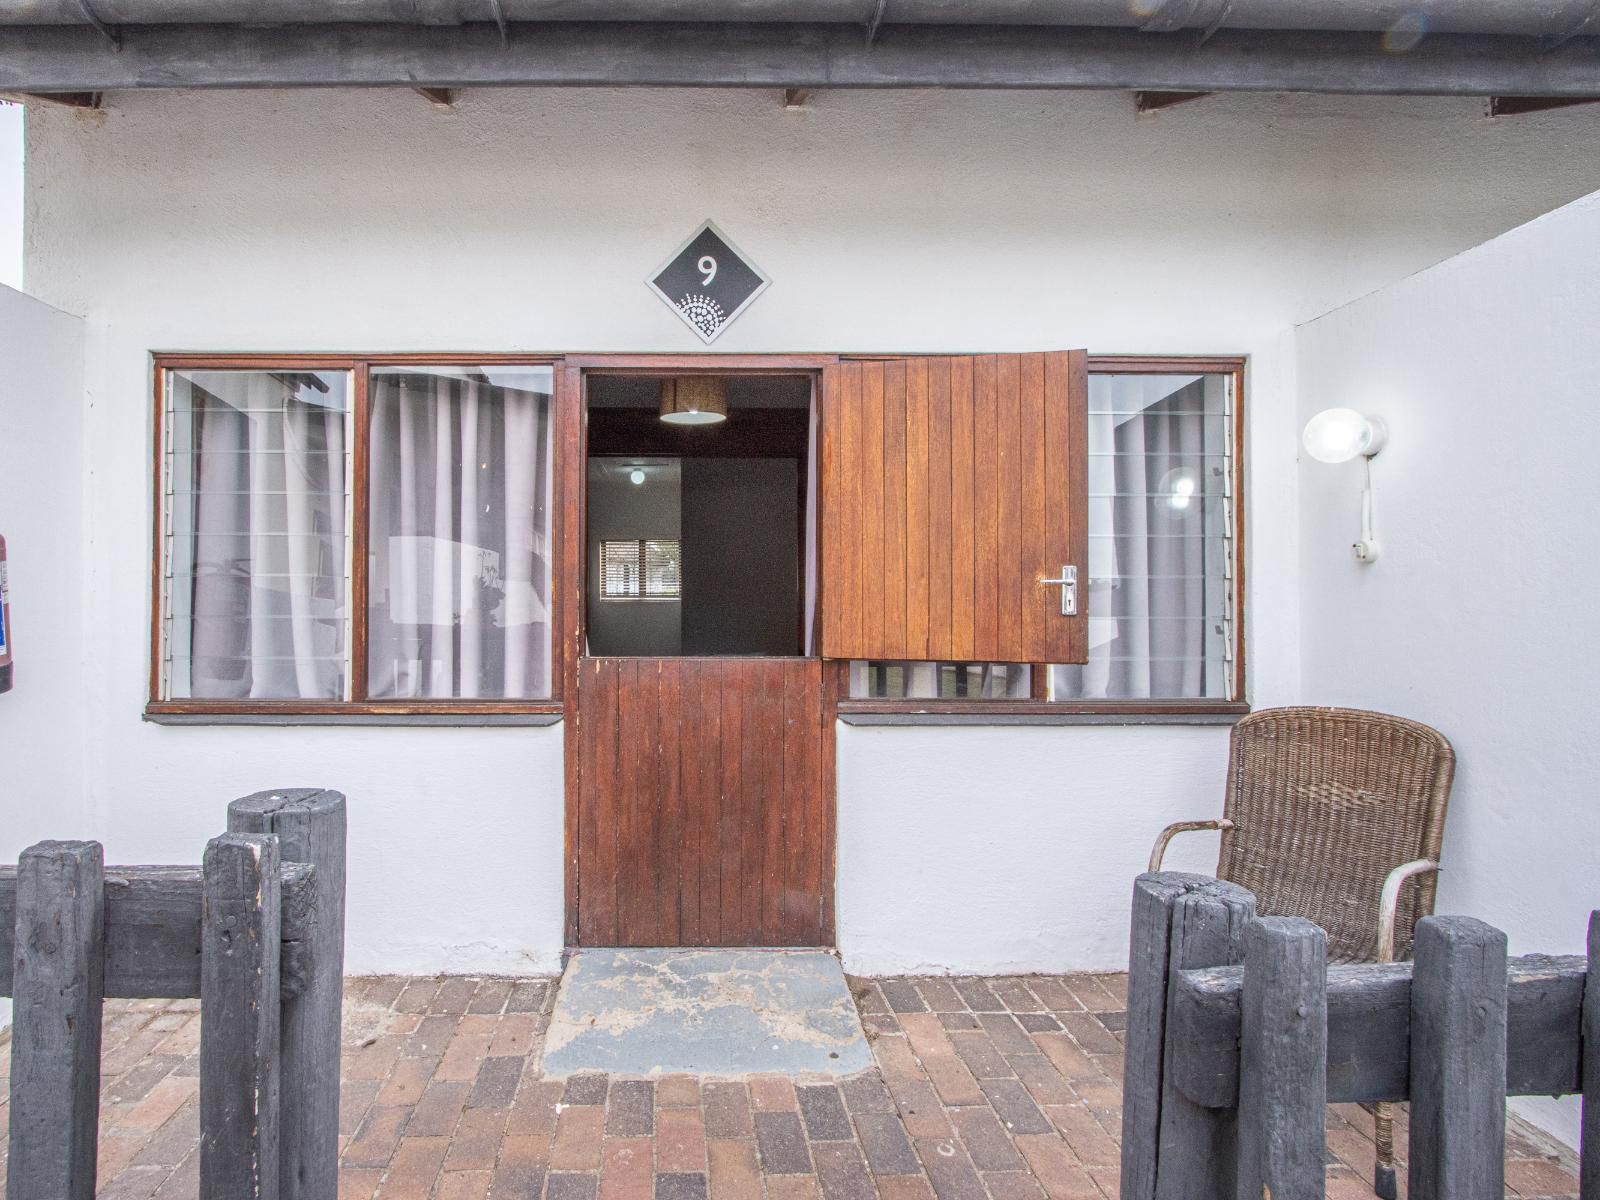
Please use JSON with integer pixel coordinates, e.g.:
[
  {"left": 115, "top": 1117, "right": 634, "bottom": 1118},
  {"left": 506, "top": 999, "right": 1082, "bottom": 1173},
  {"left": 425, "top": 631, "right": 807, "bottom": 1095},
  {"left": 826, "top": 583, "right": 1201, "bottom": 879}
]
[
  {"left": 719, "top": 661, "right": 745, "bottom": 946},
  {"left": 972, "top": 355, "right": 1001, "bottom": 662},
  {"left": 927, "top": 359, "right": 954, "bottom": 662},
  {"left": 904, "top": 360, "right": 932, "bottom": 660},
  {"left": 949, "top": 356, "right": 977, "bottom": 662},
  {"left": 760, "top": 660, "right": 787, "bottom": 943},
  {"left": 996, "top": 355, "right": 1024, "bottom": 658},
  {"left": 739, "top": 661, "right": 766, "bottom": 946},
  {"left": 657, "top": 660, "right": 684, "bottom": 946},
  {"left": 881, "top": 361, "right": 909, "bottom": 659}
]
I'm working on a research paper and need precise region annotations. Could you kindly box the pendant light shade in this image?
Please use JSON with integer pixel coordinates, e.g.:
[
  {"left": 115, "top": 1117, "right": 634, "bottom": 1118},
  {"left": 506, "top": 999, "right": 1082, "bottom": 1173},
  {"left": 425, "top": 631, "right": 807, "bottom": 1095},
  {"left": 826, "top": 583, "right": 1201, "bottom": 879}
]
[{"left": 659, "top": 376, "right": 729, "bottom": 425}]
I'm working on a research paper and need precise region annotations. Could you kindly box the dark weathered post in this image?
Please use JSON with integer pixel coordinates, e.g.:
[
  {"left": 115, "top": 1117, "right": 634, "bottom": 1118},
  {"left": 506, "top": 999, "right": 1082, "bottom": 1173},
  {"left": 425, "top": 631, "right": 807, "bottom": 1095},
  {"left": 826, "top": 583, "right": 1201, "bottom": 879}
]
[
  {"left": 1122, "top": 872, "right": 1207, "bottom": 1200},
  {"left": 1235, "top": 916, "right": 1328, "bottom": 1200},
  {"left": 1408, "top": 915, "right": 1507, "bottom": 1200},
  {"left": 228, "top": 788, "right": 346, "bottom": 1200},
  {"left": 1155, "top": 878, "right": 1256, "bottom": 1200},
  {"left": 201, "top": 833, "right": 282, "bottom": 1200},
  {"left": 1582, "top": 910, "right": 1600, "bottom": 1199},
  {"left": 6, "top": 840, "right": 105, "bottom": 1200}
]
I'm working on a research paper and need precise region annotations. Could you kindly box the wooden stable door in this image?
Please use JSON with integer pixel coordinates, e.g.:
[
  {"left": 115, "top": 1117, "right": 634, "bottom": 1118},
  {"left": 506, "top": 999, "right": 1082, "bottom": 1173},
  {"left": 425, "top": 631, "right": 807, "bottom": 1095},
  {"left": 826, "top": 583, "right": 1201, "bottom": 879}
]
[
  {"left": 820, "top": 352, "right": 1089, "bottom": 664},
  {"left": 575, "top": 657, "right": 829, "bottom": 947}
]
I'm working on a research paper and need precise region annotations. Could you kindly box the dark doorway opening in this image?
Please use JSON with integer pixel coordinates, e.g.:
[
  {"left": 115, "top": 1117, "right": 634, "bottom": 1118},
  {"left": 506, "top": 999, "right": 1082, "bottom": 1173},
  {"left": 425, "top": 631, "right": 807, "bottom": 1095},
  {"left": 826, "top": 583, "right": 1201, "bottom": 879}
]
[{"left": 584, "top": 375, "right": 812, "bottom": 658}]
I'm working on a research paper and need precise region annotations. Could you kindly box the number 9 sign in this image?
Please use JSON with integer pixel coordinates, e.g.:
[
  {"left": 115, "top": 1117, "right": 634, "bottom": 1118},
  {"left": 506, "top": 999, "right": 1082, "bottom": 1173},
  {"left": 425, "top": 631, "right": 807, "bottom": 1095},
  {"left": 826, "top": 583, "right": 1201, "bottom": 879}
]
[{"left": 697, "top": 255, "right": 717, "bottom": 286}]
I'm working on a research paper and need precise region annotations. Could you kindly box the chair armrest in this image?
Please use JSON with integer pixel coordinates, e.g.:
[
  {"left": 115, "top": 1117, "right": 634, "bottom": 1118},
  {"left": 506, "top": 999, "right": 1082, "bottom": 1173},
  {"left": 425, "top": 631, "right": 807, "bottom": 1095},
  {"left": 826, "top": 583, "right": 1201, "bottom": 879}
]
[
  {"left": 1376, "top": 858, "right": 1441, "bottom": 963},
  {"left": 1148, "top": 819, "right": 1235, "bottom": 873}
]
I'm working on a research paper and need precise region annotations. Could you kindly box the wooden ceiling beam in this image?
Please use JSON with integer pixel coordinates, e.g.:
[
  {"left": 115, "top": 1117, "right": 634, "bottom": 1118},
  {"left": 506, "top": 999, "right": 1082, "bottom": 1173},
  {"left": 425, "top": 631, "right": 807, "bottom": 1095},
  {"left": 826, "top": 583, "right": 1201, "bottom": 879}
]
[
  {"left": 413, "top": 86, "right": 453, "bottom": 107},
  {"left": 1488, "top": 94, "right": 1600, "bottom": 116},
  {"left": 2, "top": 90, "right": 100, "bottom": 108},
  {"left": 1135, "top": 89, "right": 1212, "bottom": 113},
  {"left": 783, "top": 87, "right": 810, "bottom": 108},
  {"left": 5, "top": 24, "right": 1600, "bottom": 96}
]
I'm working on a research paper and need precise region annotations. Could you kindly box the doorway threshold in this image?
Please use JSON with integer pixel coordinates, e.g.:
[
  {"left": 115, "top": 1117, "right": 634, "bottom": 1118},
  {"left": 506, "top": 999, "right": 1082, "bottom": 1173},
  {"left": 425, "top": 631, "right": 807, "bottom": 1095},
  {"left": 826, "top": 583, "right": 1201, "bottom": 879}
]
[{"left": 541, "top": 948, "right": 872, "bottom": 1078}]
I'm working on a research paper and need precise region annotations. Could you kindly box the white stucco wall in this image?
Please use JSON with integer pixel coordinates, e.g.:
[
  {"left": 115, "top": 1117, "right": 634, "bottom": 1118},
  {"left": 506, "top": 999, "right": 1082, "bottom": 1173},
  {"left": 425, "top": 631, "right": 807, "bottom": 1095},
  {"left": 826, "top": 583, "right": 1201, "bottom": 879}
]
[
  {"left": 0, "top": 283, "right": 87, "bottom": 1029},
  {"left": 1295, "top": 189, "right": 1600, "bottom": 1147},
  {"left": 19, "top": 87, "right": 1600, "bottom": 978}
]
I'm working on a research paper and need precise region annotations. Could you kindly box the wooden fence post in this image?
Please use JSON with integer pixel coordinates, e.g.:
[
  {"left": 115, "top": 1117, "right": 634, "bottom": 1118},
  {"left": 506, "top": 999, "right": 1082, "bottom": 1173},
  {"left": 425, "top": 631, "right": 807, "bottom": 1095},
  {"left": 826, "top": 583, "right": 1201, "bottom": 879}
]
[
  {"left": 1155, "top": 878, "right": 1257, "bottom": 1200},
  {"left": 229, "top": 788, "right": 346, "bottom": 1200},
  {"left": 201, "top": 833, "right": 282, "bottom": 1200},
  {"left": 1581, "top": 910, "right": 1599, "bottom": 1199},
  {"left": 6, "top": 840, "right": 105, "bottom": 1200},
  {"left": 1408, "top": 915, "right": 1507, "bottom": 1200},
  {"left": 1122, "top": 872, "right": 1206, "bottom": 1200},
  {"left": 1236, "top": 916, "right": 1328, "bottom": 1200}
]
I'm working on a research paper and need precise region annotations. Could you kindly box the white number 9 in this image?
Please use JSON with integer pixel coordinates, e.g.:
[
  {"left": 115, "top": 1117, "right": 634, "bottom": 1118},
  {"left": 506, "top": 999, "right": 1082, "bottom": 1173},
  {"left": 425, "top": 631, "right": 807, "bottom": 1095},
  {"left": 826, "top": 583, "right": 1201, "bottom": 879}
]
[{"left": 698, "top": 255, "right": 717, "bottom": 286}]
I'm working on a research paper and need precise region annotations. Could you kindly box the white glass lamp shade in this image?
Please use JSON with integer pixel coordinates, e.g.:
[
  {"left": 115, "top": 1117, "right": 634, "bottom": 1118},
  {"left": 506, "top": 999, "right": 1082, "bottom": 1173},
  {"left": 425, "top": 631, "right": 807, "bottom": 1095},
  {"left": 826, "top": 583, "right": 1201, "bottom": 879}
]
[
  {"left": 1302, "top": 408, "right": 1386, "bottom": 464},
  {"left": 659, "top": 377, "right": 729, "bottom": 425}
]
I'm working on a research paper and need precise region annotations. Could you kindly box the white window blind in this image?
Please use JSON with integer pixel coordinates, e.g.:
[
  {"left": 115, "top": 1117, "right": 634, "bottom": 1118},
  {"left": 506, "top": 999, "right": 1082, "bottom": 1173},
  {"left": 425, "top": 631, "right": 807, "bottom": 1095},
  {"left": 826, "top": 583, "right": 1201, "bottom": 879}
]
[{"left": 601, "top": 539, "right": 682, "bottom": 599}]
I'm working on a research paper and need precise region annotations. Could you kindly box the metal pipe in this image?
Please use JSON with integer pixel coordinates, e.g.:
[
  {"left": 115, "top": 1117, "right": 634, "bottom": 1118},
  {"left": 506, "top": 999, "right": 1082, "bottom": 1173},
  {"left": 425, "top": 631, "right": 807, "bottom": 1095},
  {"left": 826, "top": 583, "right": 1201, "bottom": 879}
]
[{"left": 1, "top": 0, "right": 1598, "bottom": 38}]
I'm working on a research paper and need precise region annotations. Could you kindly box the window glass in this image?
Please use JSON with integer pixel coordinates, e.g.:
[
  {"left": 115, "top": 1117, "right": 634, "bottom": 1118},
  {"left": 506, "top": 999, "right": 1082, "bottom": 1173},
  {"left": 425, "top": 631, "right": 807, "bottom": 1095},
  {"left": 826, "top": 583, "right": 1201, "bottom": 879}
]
[
  {"left": 164, "top": 369, "right": 350, "bottom": 700},
  {"left": 1051, "top": 372, "right": 1235, "bottom": 701},
  {"left": 366, "top": 365, "right": 555, "bottom": 700},
  {"left": 850, "top": 662, "right": 1031, "bottom": 700},
  {"left": 849, "top": 369, "right": 1236, "bottom": 704},
  {"left": 601, "top": 539, "right": 682, "bottom": 599}
]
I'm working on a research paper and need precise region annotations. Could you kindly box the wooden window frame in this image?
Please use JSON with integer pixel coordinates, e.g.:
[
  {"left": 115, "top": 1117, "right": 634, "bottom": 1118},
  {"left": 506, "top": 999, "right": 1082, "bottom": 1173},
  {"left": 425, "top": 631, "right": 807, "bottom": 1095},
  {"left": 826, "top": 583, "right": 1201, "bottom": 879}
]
[
  {"left": 148, "top": 350, "right": 1245, "bottom": 721},
  {"left": 834, "top": 354, "right": 1249, "bottom": 718},
  {"left": 146, "top": 352, "right": 570, "bottom": 718}
]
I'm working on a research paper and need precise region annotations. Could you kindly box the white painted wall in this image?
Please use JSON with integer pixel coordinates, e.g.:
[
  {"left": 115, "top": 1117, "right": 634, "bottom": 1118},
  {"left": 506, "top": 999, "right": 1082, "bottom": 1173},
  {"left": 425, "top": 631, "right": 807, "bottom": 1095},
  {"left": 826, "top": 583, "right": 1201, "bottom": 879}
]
[
  {"left": 0, "top": 102, "right": 21, "bottom": 289},
  {"left": 19, "top": 87, "right": 1600, "bottom": 977},
  {"left": 0, "top": 283, "right": 87, "bottom": 1029},
  {"left": 1296, "top": 188, "right": 1600, "bottom": 1148}
]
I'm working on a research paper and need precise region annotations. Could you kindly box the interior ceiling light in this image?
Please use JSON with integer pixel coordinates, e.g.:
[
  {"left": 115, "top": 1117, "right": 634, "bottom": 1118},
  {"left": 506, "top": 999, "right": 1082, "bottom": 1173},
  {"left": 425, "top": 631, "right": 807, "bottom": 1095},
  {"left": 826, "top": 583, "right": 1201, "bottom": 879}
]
[
  {"left": 629, "top": 468, "right": 646, "bottom": 486},
  {"left": 659, "top": 376, "right": 729, "bottom": 426}
]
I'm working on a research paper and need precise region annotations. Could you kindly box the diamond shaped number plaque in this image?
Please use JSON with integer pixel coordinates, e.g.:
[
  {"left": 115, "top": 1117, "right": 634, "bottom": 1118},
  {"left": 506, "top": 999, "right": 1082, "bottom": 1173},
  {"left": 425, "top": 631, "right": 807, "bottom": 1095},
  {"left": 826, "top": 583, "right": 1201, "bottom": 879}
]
[{"left": 648, "top": 221, "right": 770, "bottom": 344}]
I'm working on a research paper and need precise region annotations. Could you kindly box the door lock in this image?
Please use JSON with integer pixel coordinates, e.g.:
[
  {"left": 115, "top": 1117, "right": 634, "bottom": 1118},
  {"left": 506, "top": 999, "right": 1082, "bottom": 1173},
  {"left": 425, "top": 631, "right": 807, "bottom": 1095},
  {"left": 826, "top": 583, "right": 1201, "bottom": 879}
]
[{"left": 1040, "top": 565, "right": 1078, "bottom": 617}]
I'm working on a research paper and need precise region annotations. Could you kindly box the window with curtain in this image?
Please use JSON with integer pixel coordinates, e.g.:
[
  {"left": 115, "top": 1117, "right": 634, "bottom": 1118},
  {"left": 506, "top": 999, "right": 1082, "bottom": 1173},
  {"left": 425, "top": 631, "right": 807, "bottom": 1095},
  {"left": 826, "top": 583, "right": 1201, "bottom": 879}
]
[
  {"left": 850, "top": 367, "right": 1238, "bottom": 706},
  {"left": 158, "top": 361, "right": 556, "bottom": 708},
  {"left": 163, "top": 369, "right": 350, "bottom": 701},
  {"left": 366, "top": 366, "right": 555, "bottom": 700},
  {"left": 1051, "top": 372, "right": 1234, "bottom": 701}
]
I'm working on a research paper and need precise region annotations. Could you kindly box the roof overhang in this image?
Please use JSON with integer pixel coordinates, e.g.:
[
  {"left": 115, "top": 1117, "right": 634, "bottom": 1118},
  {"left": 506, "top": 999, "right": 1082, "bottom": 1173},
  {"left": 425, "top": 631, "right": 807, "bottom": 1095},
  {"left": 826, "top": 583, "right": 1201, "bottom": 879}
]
[{"left": 3, "top": 3, "right": 1600, "bottom": 98}]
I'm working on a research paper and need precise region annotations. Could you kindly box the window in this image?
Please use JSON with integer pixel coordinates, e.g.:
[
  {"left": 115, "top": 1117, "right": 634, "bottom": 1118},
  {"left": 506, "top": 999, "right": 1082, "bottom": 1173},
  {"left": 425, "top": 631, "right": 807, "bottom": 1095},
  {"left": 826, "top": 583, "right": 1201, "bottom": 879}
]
[
  {"left": 156, "top": 360, "right": 556, "bottom": 710},
  {"left": 848, "top": 362, "right": 1242, "bottom": 710},
  {"left": 161, "top": 369, "right": 351, "bottom": 702},
  {"left": 600, "top": 539, "right": 682, "bottom": 600}
]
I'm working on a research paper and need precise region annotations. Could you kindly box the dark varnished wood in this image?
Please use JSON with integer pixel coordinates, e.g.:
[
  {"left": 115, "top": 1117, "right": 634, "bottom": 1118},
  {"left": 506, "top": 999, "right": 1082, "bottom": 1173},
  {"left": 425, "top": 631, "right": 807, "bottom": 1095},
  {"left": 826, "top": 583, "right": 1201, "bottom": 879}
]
[
  {"left": 586, "top": 406, "right": 809, "bottom": 459},
  {"left": 819, "top": 352, "right": 1089, "bottom": 664},
  {"left": 576, "top": 656, "right": 827, "bottom": 947}
]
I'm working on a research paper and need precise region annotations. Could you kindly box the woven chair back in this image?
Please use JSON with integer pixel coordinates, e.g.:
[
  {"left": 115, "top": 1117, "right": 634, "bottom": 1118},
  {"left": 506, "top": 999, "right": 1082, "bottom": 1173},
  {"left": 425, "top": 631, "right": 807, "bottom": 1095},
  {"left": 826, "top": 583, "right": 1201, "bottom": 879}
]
[{"left": 1218, "top": 706, "right": 1455, "bottom": 963}]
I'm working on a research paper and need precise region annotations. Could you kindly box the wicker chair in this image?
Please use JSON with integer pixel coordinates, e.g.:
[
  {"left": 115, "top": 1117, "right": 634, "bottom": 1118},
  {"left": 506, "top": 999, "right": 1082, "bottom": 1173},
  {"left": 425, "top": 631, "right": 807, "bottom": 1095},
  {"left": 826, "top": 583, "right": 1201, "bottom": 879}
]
[{"left": 1148, "top": 706, "right": 1455, "bottom": 1200}]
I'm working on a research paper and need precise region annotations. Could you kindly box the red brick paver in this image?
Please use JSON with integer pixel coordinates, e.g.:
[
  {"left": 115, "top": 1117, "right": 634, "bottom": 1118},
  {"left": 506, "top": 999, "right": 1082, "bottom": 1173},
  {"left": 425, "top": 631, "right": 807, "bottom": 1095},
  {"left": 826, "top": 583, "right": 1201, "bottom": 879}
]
[{"left": 0, "top": 973, "right": 1577, "bottom": 1199}]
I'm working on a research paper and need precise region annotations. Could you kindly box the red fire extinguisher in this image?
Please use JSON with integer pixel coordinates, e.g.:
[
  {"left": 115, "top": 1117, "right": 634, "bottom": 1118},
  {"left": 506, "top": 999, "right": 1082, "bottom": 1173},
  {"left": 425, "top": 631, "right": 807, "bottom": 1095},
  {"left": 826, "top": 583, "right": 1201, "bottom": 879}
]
[{"left": 0, "top": 534, "right": 12, "bottom": 693}]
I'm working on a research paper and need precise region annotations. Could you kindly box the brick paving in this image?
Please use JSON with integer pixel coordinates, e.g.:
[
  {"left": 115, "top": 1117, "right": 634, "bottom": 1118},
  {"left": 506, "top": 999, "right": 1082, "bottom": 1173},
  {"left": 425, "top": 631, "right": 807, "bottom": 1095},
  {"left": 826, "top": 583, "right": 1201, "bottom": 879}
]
[{"left": 0, "top": 972, "right": 1580, "bottom": 1199}]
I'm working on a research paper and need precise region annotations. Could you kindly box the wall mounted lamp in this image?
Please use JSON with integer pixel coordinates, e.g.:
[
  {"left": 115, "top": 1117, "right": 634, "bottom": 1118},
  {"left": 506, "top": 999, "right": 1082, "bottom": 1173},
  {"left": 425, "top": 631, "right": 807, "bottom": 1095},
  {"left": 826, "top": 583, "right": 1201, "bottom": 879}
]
[{"left": 1303, "top": 408, "right": 1386, "bottom": 564}]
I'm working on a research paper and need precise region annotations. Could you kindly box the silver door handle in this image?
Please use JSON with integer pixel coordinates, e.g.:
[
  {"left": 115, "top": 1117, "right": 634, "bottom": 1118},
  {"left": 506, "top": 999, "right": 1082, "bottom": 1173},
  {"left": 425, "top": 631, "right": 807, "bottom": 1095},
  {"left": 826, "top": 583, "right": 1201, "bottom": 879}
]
[{"left": 1039, "top": 565, "right": 1078, "bottom": 616}]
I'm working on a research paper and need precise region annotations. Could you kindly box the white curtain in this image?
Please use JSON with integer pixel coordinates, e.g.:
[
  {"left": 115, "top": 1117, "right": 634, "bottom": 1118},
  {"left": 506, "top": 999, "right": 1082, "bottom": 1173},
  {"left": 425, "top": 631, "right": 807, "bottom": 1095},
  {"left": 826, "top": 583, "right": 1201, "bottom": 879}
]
[
  {"left": 366, "top": 371, "right": 552, "bottom": 699},
  {"left": 182, "top": 372, "right": 347, "bottom": 700},
  {"left": 1055, "top": 377, "right": 1213, "bottom": 700}
]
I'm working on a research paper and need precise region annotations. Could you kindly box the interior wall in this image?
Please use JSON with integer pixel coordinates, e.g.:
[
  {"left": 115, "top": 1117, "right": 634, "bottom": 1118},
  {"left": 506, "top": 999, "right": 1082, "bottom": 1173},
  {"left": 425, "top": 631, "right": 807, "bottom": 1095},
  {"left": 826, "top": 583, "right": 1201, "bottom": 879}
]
[
  {"left": 587, "top": 460, "right": 683, "bottom": 657},
  {"left": 0, "top": 283, "right": 87, "bottom": 1030},
  {"left": 1295, "top": 188, "right": 1600, "bottom": 1149},
  {"left": 21, "top": 86, "right": 1600, "bottom": 978},
  {"left": 681, "top": 457, "right": 800, "bottom": 656}
]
